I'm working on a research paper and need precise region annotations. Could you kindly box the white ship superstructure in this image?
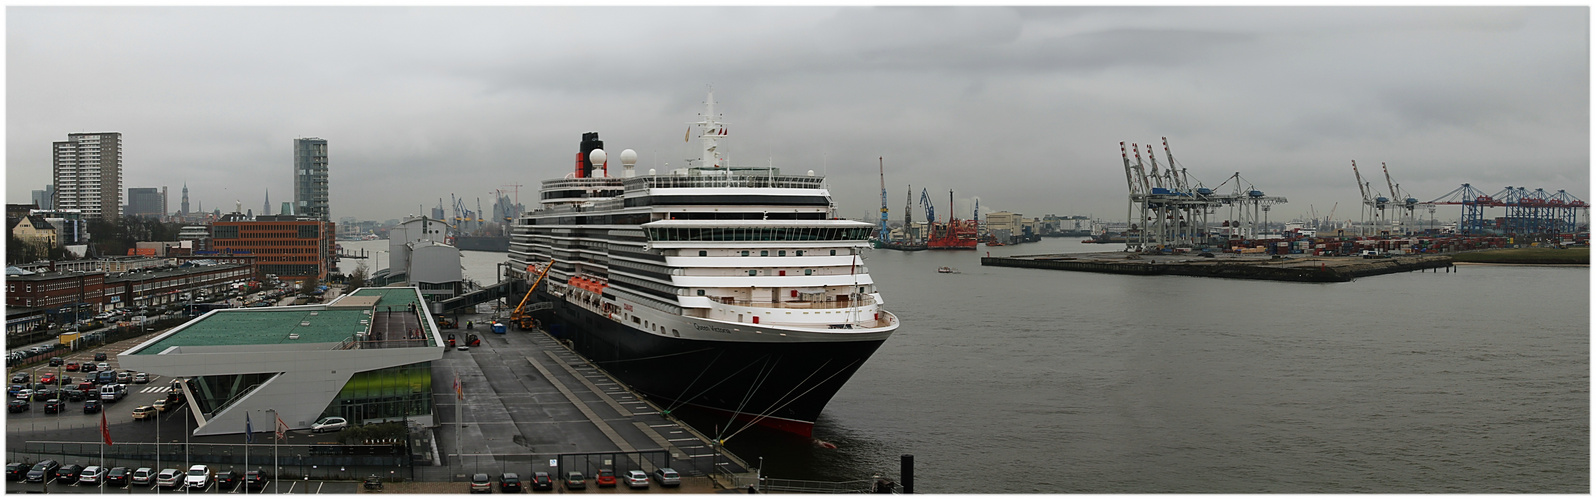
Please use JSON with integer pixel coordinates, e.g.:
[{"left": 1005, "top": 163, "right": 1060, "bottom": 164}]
[{"left": 506, "top": 92, "right": 897, "bottom": 435}]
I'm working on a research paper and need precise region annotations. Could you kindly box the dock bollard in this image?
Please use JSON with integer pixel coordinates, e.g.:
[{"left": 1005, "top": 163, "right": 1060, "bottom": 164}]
[{"left": 901, "top": 454, "right": 913, "bottom": 494}]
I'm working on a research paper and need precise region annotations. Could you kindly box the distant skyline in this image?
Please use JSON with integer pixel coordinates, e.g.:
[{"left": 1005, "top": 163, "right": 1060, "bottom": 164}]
[{"left": 7, "top": 7, "right": 1588, "bottom": 224}]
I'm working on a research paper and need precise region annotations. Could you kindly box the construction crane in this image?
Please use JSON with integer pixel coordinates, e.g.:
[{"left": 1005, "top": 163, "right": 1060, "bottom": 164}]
[
  {"left": 509, "top": 259, "right": 556, "bottom": 330},
  {"left": 919, "top": 188, "right": 936, "bottom": 224}
]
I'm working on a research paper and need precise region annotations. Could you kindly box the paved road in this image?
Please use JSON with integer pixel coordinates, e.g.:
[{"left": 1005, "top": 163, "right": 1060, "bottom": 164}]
[{"left": 423, "top": 315, "right": 738, "bottom": 482}]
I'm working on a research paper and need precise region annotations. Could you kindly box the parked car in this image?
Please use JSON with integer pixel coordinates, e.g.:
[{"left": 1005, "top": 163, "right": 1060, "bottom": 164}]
[
  {"left": 564, "top": 471, "right": 586, "bottom": 490},
  {"left": 185, "top": 465, "right": 212, "bottom": 489},
  {"left": 76, "top": 381, "right": 95, "bottom": 392},
  {"left": 155, "top": 468, "right": 181, "bottom": 488},
  {"left": 131, "top": 467, "right": 155, "bottom": 486},
  {"left": 83, "top": 398, "right": 102, "bottom": 413},
  {"left": 39, "top": 372, "right": 56, "bottom": 384},
  {"left": 470, "top": 473, "right": 492, "bottom": 493},
  {"left": 8, "top": 399, "right": 28, "bottom": 413},
  {"left": 64, "top": 389, "right": 85, "bottom": 402},
  {"left": 64, "top": 361, "right": 80, "bottom": 371},
  {"left": 25, "top": 460, "right": 60, "bottom": 482},
  {"left": 43, "top": 399, "right": 65, "bottom": 414},
  {"left": 653, "top": 468, "right": 680, "bottom": 487},
  {"left": 96, "top": 371, "right": 116, "bottom": 384},
  {"left": 14, "top": 390, "right": 32, "bottom": 402},
  {"left": 132, "top": 405, "right": 156, "bottom": 420},
  {"left": 595, "top": 468, "right": 616, "bottom": 487},
  {"left": 48, "top": 357, "right": 62, "bottom": 367},
  {"left": 10, "top": 373, "right": 28, "bottom": 384},
  {"left": 96, "top": 362, "right": 110, "bottom": 372},
  {"left": 55, "top": 464, "right": 83, "bottom": 484},
  {"left": 100, "top": 384, "right": 127, "bottom": 402},
  {"left": 8, "top": 384, "right": 23, "bottom": 397},
  {"left": 94, "top": 353, "right": 107, "bottom": 362},
  {"left": 78, "top": 465, "right": 104, "bottom": 486},
  {"left": 116, "top": 372, "right": 133, "bottom": 384},
  {"left": 622, "top": 470, "right": 649, "bottom": 489},
  {"left": 133, "top": 372, "right": 150, "bottom": 384},
  {"left": 80, "top": 363, "right": 97, "bottom": 373},
  {"left": 58, "top": 375, "right": 73, "bottom": 385},
  {"left": 311, "top": 416, "right": 347, "bottom": 433},
  {"left": 499, "top": 472, "right": 522, "bottom": 493},
  {"left": 6, "top": 462, "right": 31, "bottom": 481},
  {"left": 244, "top": 470, "right": 267, "bottom": 491},
  {"left": 106, "top": 467, "right": 129, "bottom": 487},
  {"left": 531, "top": 471, "right": 553, "bottom": 491},
  {"left": 216, "top": 470, "right": 238, "bottom": 490},
  {"left": 35, "top": 389, "right": 59, "bottom": 401}
]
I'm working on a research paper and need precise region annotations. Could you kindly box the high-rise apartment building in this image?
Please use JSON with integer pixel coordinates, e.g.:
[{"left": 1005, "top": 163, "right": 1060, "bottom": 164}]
[
  {"left": 31, "top": 185, "right": 54, "bottom": 210},
  {"left": 293, "top": 138, "right": 329, "bottom": 221},
  {"left": 52, "top": 132, "right": 123, "bottom": 220},
  {"left": 127, "top": 187, "right": 164, "bottom": 218}
]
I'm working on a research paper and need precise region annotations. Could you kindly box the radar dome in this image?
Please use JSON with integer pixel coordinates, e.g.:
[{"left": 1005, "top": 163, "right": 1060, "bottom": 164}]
[
  {"left": 589, "top": 149, "right": 607, "bottom": 166},
  {"left": 807, "top": 170, "right": 815, "bottom": 176},
  {"left": 620, "top": 149, "right": 637, "bottom": 166}
]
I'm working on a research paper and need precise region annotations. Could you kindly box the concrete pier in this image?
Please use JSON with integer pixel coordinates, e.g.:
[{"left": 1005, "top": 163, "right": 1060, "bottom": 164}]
[{"left": 982, "top": 252, "right": 1454, "bottom": 282}]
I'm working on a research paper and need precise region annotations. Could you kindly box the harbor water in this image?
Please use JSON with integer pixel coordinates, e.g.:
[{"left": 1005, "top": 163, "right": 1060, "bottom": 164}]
[{"left": 338, "top": 238, "right": 1588, "bottom": 493}]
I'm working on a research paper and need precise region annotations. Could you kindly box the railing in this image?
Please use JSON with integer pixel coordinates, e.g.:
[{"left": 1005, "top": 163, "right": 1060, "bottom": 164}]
[
  {"left": 626, "top": 175, "right": 824, "bottom": 190},
  {"left": 711, "top": 296, "right": 878, "bottom": 310},
  {"left": 759, "top": 477, "right": 902, "bottom": 494}
]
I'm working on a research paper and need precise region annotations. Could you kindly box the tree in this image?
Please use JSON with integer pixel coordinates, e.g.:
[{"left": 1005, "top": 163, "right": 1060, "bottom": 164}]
[{"left": 348, "top": 262, "right": 369, "bottom": 290}]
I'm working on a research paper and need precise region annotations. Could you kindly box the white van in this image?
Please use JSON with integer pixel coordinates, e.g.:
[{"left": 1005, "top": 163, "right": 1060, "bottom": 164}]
[{"left": 99, "top": 384, "right": 127, "bottom": 402}]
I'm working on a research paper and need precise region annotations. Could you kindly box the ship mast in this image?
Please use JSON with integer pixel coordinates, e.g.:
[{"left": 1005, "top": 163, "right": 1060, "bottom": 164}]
[
  {"left": 878, "top": 157, "right": 889, "bottom": 240},
  {"left": 694, "top": 90, "right": 727, "bottom": 169}
]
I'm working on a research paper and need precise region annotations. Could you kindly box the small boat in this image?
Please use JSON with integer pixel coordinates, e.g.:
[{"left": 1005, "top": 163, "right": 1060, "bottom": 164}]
[{"left": 937, "top": 266, "right": 960, "bottom": 274}]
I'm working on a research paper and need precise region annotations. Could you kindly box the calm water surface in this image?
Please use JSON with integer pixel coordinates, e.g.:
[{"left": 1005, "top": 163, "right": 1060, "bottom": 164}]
[{"left": 341, "top": 238, "right": 1589, "bottom": 493}]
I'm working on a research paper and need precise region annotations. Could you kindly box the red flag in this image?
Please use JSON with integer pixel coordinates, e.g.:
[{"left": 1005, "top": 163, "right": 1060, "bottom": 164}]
[{"left": 99, "top": 411, "right": 113, "bottom": 446}]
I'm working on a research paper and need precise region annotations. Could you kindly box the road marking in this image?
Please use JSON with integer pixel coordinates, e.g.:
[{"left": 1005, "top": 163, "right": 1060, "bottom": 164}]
[
  {"left": 526, "top": 355, "right": 635, "bottom": 453},
  {"left": 667, "top": 438, "right": 698, "bottom": 442}
]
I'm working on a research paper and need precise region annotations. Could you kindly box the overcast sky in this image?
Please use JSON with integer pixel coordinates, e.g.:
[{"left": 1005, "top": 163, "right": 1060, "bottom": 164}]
[{"left": 7, "top": 6, "right": 1589, "bottom": 226}]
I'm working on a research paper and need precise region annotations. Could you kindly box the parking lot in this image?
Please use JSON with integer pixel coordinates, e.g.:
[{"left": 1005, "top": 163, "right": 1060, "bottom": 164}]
[{"left": 5, "top": 477, "right": 359, "bottom": 494}]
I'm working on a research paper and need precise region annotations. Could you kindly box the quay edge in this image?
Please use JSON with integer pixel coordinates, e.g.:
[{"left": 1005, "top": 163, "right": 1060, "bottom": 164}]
[{"left": 980, "top": 254, "right": 1455, "bottom": 282}]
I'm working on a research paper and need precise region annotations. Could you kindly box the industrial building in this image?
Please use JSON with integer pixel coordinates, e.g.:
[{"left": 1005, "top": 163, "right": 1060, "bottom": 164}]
[
  {"left": 381, "top": 216, "right": 464, "bottom": 301},
  {"left": 117, "top": 287, "right": 444, "bottom": 437},
  {"left": 126, "top": 187, "right": 167, "bottom": 219}
]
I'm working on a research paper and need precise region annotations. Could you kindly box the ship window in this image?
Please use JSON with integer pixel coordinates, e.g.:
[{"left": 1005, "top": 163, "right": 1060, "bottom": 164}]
[
  {"left": 698, "top": 250, "right": 707, "bottom": 256},
  {"left": 741, "top": 251, "right": 749, "bottom": 257},
  {"left": 697, "top": 290, "right": 705, "bottom": 296},
  {"left": 804, "top": 269, "right": 813, "bottom": 276},
  {"left": 748, "top": 270, "right": 758, "bottom": 276},
  {"left": 829, "top": 250, "right": 837, "bottom": 256},
  {"left": 795, "top": 250, "right": 804, "bottom": 256},
  {"left": 778, "top": 250, "right": 786, "bottom": 256},
  {"left": 859, "top": 287, "right": 865, "bottom": 293},
  {"left": 760, "top": 250, "right": 769, "bottom": 257}
]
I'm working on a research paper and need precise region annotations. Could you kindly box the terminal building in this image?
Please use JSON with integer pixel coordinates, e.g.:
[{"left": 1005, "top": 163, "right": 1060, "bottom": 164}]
[{"left": 118, "top": 287, "right": 443, "bottom": 437}]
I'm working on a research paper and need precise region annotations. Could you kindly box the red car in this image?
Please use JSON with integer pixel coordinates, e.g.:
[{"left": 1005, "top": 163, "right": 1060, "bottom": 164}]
[
  {"left": 595, "top": 469, "right": 616, "bottom": 488},
  {"left": 64, "top": 361, "right": 80, "bottom": 371},
  {"left": 38, "top": 373, "right": 55, "bottom": 385}
]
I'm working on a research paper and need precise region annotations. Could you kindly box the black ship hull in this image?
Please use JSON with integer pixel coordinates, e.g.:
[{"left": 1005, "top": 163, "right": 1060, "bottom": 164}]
[{"left": 534, "top": 296, "right": 886, "bottom": 437}]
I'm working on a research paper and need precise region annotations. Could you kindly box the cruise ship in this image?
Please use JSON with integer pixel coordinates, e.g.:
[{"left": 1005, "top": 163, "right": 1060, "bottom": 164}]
[{"left": 506, "top": 92, "right": 899, "bottom": 437}]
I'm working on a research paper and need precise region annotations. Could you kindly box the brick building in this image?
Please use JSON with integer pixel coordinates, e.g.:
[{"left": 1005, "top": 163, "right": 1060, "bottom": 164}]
[
  {"left": 209, "top": 215, "right": 336, "bottom": 281},
  {"left": 4, "top": 270, "right": 108, "bottom": 323},
  {"left": 104, "top": 263, "right": 255, "bottom": 312}
]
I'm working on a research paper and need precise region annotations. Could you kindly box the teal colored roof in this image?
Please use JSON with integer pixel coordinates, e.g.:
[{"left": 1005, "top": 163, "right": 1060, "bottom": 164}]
[
  {"left": 349, "top": 287, "right": 422, "bottom": 308},
  {"left": 130, "top": 287, "right": 433, "bottom": 355},
  {"left": 133, "top": 308, "right": 369, "bottom": 354}
]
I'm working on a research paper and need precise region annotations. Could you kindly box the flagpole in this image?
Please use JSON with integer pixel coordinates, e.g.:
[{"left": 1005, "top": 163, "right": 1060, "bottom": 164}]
[{"left": 271, "top": 408, "right": 278, "bottom": 495}]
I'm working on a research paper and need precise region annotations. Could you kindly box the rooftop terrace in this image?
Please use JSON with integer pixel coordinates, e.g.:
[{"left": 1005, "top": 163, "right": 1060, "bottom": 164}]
[{"left": 128, "top": 287, "right": 435, "bottom": 355}]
